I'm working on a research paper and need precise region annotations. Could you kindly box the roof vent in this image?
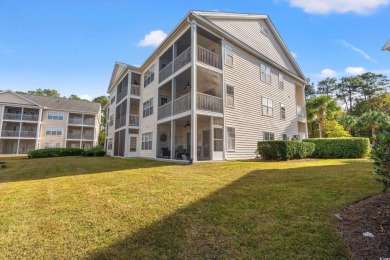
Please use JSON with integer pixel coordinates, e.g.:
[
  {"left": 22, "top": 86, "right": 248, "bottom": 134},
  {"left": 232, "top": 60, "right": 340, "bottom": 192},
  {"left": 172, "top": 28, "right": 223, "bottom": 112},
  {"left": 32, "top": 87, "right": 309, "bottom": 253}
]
[{"left": 261, "top": 27, "right": 269, "bottom": 37}]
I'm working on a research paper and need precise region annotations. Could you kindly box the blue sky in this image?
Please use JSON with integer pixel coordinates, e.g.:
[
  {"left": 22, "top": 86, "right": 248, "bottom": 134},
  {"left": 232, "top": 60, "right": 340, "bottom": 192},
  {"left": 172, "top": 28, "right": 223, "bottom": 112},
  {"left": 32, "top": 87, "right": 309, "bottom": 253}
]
[{"left": 0, "top": 0, "right": 389, "bottom": 100}]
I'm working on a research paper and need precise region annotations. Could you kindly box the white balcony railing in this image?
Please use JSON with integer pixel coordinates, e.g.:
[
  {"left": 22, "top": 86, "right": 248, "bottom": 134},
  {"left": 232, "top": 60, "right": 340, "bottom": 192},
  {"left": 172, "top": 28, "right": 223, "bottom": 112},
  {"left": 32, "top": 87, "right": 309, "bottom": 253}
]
[
  {"left": 158, "top": 102, "right": 172, "bottom": 120},
  {"left": 3, "top": 113, "right": 22, "bottom": 120},
  {"left": 68, "top": 118, "right": 83, "bottom": 125},
  {"left": 1, "top": 130, "right": 20, "bottom": 137},
  {"left": 82, "top": 133, "right": 94, "bottom": 140},
  {"left": 197, "top": 92, "right": 223, "bottom": 113},
  {"left": 129, "top": 114, "right": 139, "bottom": 126},
  {"left": 174, "top": 47, "right": 191, "bottom": 72},
  {"left": 173, "top": 93, "right": 191, "bottom": 115},
  {"left": 159, "top": 62, "right": 173, "bottom": 83},
  {"left": 22, "top": 114, "right": 39, "bottom": 121},
  {"left": 131, "top": 84, "right": 140, "bottom": 96},
  {"left": 297, "top": 106, "right": 306, "bottom": 117},
  {"left": 20, "top": 131, "right": 37, "bottom": 138},
  {"left": 197, "top": 45, "right": 222, "bottom": 69},
  {"left": 67, "top": 133, "right": 82, "bottom": 139}
]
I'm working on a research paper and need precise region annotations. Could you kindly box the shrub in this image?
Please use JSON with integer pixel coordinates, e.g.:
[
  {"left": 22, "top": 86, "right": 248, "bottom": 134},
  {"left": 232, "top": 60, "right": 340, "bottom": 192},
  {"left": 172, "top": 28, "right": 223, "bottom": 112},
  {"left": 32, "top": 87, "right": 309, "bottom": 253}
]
[
  {"left": 28, "top": 148, "right": 84, "bottom": 159},
  {"left": 82, "top": 146, "right": 105, "bottom": 157},
  {"left": 257, "top": 141, "right": 315, "bottom": 161},
  {"left": 371, "top": 132, "right": 390, "bottom": 192},
  {"left": 303, "top": 137, "right": 370, "bottom": 158}
]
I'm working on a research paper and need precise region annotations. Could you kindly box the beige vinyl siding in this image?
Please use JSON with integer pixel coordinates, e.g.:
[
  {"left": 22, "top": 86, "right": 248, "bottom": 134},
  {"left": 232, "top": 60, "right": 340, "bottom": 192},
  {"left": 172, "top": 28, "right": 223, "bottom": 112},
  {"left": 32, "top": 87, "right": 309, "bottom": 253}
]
[
  {"left": 139, "top": 57, "right": 159, "bottom": 158},
  {"left": 224, "top": 41, "right": 299, "bottom": 160},
  {"left": 39, "top": 110, "right": 69, "bottom": 148},
  {"left": 0, "top": 104, "right": 4, "bottom": 119},
  {"left": 207, "top": 18, "right": 298, "bottom": 75}
]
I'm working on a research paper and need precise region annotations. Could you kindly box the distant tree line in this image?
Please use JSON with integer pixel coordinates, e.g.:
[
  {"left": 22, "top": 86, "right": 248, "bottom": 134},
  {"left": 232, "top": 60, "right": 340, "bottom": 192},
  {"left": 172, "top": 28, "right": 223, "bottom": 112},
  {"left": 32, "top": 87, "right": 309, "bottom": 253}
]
[
  {"left": 16, "top": 88, "right": 108, "bottom": 144},
  {"left": 304, "top": 72, "right": 390, "bottom": 140}
]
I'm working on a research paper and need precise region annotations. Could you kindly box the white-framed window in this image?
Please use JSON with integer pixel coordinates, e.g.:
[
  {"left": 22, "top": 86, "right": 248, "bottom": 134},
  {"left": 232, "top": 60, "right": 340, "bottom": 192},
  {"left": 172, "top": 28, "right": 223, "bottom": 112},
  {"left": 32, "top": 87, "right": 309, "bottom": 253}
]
[
  {"left": 282, "top": 134, "right": 289, "bottom": 140},
  {"left": 143, "top": 97, "right": 154, "bottom": 118},
  {"left": 225, "top": 44, "right": 233, "bottom": 67},
  {"left": 227, "top": 127, "right": 235, "bottom": 150},
  {"left": 107, "top": 138, "right": 113, "bottom": 150},
  {"left": 262, "top": 97, "right": 273, "bottom": 117},
  {"left": 226, "top": 85, "right": 234, "bottom": 107},
  {"left": 109, "top": 114, "right": 114, "bottom": 126},
  {"left": 144, "top": 64, "right": 155, "bottom": 87},
  {"left": 47, "top": 111, "right": 64, "bottom": 120},
  {"left": 260, "top": 64, "right": 271, "bottom": 84},
  {"left": 45, "top": 126, "right": 62, "bottom": 135},
  {"left": 279, "top": 73, "right": 284, "bottom": 89},
  {"left": 263, "top": 132, "right": 275, "bottom": 141},
  {"left": 110, "top": 92, "right": 115, "bottom": 104},
  {"left": 280, "top": 103, "right": 286, "bottom": 120},
  {"left": 142, "top": 132, "right": 153, "bottom": 150},
  {"left": 44, "top": 142, "right": 61, "bottom": 148}
]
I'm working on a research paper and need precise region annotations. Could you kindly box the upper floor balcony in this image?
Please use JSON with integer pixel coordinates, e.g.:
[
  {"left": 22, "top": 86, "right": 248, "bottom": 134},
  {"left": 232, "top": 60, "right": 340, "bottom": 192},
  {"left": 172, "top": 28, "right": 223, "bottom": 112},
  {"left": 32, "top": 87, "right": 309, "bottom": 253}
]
[
  {"left": 68, "top": 113, "right": 95, "bottom": 126},
  {"left": 3, "top": 107, "right": 39, "bottom": 122}
]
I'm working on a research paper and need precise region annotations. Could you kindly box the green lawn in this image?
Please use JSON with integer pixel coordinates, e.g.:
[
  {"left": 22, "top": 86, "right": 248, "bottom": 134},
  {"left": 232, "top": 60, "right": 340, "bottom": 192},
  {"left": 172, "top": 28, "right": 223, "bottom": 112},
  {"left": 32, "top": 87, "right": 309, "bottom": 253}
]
[{"left": 0, "top": 156, "right": 379, "bottom": 259}]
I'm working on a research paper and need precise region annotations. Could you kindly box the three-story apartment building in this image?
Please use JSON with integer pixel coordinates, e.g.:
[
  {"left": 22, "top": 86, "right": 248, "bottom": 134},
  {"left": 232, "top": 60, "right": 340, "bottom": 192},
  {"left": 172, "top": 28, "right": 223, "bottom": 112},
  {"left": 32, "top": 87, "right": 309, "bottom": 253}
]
[
  {"left": 105, "top": 11, "right": 308, "bottom": 161},
  {"left": 0, "top": 90, "right": 101, "bottom": 154}
]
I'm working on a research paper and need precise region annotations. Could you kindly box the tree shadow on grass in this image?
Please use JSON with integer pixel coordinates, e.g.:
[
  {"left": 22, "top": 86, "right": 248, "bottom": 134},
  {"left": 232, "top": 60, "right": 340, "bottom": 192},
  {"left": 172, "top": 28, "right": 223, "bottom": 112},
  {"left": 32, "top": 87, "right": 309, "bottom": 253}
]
[
  {"left": 0, "top": 156, "right": 179, "bottom": 184},
  {"left": 87, "top": 160, "right": 375, "bottom": 259}
]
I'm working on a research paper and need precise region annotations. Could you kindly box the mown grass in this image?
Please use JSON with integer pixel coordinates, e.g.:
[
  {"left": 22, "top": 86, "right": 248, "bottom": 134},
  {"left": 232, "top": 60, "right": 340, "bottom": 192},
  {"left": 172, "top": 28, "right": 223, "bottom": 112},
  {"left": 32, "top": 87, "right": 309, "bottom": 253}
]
[{"left": 0, "top": 156, "right": 379, "bottom": 259}]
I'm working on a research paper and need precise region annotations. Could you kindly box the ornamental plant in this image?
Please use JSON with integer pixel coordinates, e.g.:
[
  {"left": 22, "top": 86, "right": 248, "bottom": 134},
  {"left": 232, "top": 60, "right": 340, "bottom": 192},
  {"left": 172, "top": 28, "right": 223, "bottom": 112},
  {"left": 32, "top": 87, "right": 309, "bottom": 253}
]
[{"left": 371, "top": 132, "right": 390, "bottom": 192}]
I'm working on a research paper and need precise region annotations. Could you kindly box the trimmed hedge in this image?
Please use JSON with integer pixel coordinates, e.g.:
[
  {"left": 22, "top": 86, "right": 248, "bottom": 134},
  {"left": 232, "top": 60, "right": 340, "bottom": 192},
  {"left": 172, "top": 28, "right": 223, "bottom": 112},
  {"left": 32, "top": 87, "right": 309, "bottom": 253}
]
[
  {"left": 28, "top": 148, "right": 84, "bottom": 159},
  {"left": 257, "top": 141, "right": 315, "bottom": 161},
  {"left": 81, "top": 146, "right": 105, "bottom": 157},
  {"left": 302, "top": 137, "right": 370, "bottom": 158}
]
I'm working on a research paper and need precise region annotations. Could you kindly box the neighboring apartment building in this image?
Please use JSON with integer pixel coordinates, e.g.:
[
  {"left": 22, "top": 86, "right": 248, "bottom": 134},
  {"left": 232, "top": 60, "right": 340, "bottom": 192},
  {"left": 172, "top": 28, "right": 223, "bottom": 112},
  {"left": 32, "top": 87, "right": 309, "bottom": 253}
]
[
  {"left": 0, "top": 90, "right": 101, "bottom": 154},
  {"left": 105, "top": 11, "right": 308, "bottom": 161}
]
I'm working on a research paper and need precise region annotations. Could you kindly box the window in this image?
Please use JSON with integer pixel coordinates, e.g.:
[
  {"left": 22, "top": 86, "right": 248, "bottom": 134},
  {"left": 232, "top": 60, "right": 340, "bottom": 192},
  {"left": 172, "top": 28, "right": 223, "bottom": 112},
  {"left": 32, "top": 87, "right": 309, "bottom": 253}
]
[
  {"left": 226, "top": 85, "right": 234, "bottom": 107},
  {"left": 107, "top": 139, "right": 113, "bottom": 150},
  {"left": 263, "top": 132, "right": 275, "bottom": 141},
  {"left": 260, "top": 64, "right": 271, "bottom": 84},
  {"left": 160, "top": 96, "right": 169, "bottom": 106},
  {"left": 143, "top": 98, "right": 154, "bottom": 118},
  {"left": 227, "top": 127, "right": 235, "bottom": 150},
  {"left": 45, "top": 127, "right": 62, "bottom": 135},
  {"left": 144, "top": 64, "right": 155, "bottom": 87},
  {"left": 279, "top": 73, "right": 284, "bottom": 89},
  {"left": 48, "top": 111, "right": 64, "bottom": 120},
  {"left": 282, "top": 134, "right": 289, "bottom": 140},
  {"left": 44, "top": 142, "right": 61, "bottom": 148},
  {"left": 225, "top": 44, "right": 233, "bottom": 67},
  {"left": 280, "top": 103, "right": 286, "bottom": 119},
  {"left": 142, "top": 132, "right": 153, "bottom": 150},
  {"left": 110, "top": 93, "right": 115, "bottom": 104},
  {"left": 262, "top": 97, "right": 273, "bottom": 117}
]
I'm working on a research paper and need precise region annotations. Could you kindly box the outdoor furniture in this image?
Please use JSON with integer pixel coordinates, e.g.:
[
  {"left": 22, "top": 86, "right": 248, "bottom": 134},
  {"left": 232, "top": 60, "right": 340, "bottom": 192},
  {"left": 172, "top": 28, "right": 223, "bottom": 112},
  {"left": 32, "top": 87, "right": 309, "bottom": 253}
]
[{"left": 161, "top": 147, "right": 170, "bottom": 159}]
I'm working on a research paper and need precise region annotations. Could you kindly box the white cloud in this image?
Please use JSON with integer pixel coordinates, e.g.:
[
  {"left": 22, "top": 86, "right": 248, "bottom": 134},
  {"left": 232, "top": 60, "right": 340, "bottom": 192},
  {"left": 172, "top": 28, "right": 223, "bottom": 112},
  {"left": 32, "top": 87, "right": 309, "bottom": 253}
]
[
  {"left": 340, "top": 40, "right": 376, "bottom": 62},
  {"left": 320, "top": 68, "right": 337, "bottom": 78},
  {"left": 138, "top": 30, "right": 167, "bottom": 47},
  {"left": 291, "top": 51, "right": 297, "bottom": 58},
  {"left": 80, "top": 94, "right": 92, "bottom": 101},
  {"left": 345, "top": 66, "right": 366, "bottom": 75},
  {"left": 288, "top": 0, "right": 390, "bottom": 15}
]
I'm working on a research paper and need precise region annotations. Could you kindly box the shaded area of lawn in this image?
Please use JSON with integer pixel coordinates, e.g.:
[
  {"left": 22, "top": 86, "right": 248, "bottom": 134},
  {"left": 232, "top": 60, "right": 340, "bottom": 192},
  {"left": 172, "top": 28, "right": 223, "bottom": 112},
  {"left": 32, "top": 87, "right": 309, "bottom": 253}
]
[
  {"left": 0, "top": 157, "right": 379, "bottom": 259},
  {"left": 88, "top": 160, "right": 378, "bottom": 259}
]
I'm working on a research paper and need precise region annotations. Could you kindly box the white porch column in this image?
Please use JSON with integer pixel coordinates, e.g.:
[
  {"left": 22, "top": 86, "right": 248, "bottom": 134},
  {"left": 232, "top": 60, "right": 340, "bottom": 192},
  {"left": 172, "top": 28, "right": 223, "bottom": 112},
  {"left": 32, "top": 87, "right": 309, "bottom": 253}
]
[
  {"left": 124, "top": 71, "right": 131, "bottom": 157},
  {"left": 170, "top": 120, "right": 175, "bottom": 159},
  {"left": 221, "top": 37, "right": 226, "bottom": 161},
  {"left": 35, "top": 108, "right": 43, "bottom": 150},
  {"left": 190, "top": 21, "right": 197, "bottom": 162}
]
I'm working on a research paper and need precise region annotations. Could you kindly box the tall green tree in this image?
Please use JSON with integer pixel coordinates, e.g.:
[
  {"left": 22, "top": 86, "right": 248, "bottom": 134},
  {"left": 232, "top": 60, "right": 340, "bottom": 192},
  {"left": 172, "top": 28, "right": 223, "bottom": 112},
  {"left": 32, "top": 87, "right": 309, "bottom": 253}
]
[
  {"left": 354, "top": 93, "right": 390, "bottom": 117},
  {"left": 336, "top": 76, "right": 362, "bottom": 113},
  {"left": 338, "top": 114, "right": 357, "bottom": 134},
  {"left": 359, "top": 72, "right": 389, "bottom": 100},
  {"left": 317, "top": 77, "right": 337, "bottom": 97},
  {"left": 304, "top": 78, "right": 316, "bottom": 100},
  {"left": 306, "top": 95, "right": 341, "bottom": 138},
  {"left": 358, "top": 111, "right": 389, "bottom": 139}
]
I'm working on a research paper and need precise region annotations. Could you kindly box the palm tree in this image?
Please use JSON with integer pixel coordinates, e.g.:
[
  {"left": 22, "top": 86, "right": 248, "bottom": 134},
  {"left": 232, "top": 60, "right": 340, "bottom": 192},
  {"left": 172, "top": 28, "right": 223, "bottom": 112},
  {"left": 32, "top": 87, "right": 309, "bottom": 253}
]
[
  {"left": 338, "top": 114, "right": 357, "bottom": 134},
  {"left": 358, "top": 111, "right": 389, "bottom": 139},
  {"left": 306, "top": 95, "right": 341, "bottom": 138}
]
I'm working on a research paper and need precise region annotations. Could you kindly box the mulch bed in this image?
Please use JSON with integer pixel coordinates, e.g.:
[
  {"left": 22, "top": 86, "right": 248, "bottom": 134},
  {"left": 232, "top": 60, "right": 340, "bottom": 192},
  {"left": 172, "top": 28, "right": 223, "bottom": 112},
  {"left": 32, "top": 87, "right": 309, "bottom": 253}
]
[{"left": 339, "top": 192, "right": 390, "bottom": 259}]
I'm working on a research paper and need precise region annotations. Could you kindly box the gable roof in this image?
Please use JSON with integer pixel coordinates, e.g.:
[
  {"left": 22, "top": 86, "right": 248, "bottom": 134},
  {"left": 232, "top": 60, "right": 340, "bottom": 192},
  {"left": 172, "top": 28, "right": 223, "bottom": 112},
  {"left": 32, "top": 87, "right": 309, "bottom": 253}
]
[
  {"left": 383, "top": 39, "right": 390, "bottom": 51},
  {"left": 107, "top": 62, "right": 140, "bottom": 93},
  {"left": 139, "top": 10, "right": 306, "bottom": 84},
  {"left": 0, "top": 90, "right": 42, "bottom": 107},
  {"left": 17, "top": 93, "right": 101, "bottom": 114}
]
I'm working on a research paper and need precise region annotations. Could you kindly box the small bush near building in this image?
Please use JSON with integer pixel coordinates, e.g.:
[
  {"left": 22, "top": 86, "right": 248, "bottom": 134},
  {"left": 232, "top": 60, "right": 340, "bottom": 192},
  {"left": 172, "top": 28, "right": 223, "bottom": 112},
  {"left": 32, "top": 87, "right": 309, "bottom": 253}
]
[
  {"left": 371, "top": 132, "right": 390, "bottom": 192},
  {"left": 81, "top": 146, "right": 105, "bottom": 157},
  {"left": 28, "top": 148, "right": 84, "bottom": 159},
  {"left": 303, "top": 137, "right": 370, "bottom": 158},
  {"left": 257, "top": 141, "right": 315, "bottom": 161}
]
